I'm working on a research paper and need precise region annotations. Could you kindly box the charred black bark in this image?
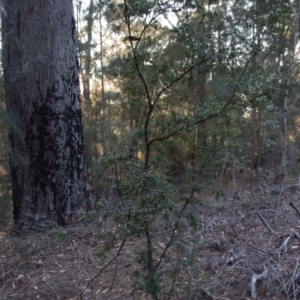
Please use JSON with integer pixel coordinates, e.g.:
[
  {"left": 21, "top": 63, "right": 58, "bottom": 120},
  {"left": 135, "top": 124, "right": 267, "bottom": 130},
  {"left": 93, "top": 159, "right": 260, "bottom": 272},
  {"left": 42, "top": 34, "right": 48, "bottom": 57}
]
[{"left": 2, "top": 0, "right": 92, "bottom": 229}]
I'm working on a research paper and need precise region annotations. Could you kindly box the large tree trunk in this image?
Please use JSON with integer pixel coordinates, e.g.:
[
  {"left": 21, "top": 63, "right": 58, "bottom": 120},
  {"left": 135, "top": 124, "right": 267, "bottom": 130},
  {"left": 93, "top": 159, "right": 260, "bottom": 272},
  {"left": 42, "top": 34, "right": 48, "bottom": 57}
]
[
  {"left": 2, "top": 0, "right": 26, "bottom": 224},
  {"left": 10, "top": 0, "right": 91, "bottom": 229}
]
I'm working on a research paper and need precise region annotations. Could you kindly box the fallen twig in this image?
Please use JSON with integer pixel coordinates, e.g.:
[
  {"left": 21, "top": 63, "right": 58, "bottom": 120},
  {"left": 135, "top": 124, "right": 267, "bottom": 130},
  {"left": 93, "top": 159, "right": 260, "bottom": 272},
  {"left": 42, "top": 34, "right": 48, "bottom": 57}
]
[
  {"left": 289, "top": 202, "right": 300, "bottom": 219},
  {"left": 251, "top": 265, "right": 268, "bottom": 299},
  {"left": 198, "top": 287, "right": 231, "bottom": 300},
  {"left": 277, "top": 235, "right": 293, "bottom": 255},
  {"left": 285, "top": 259, "right": 300, "bottom": 299},
  {"left": 256, "top": 212, "right": 274, "bottom": 233}
]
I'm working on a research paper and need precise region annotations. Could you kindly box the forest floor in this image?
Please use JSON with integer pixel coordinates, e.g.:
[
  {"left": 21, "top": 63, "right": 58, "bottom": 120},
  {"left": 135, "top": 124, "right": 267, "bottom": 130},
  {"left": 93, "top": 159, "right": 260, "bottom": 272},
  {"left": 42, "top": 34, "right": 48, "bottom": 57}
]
[{"left": 1, "top": 178, "right": 300, "bottom": 300}]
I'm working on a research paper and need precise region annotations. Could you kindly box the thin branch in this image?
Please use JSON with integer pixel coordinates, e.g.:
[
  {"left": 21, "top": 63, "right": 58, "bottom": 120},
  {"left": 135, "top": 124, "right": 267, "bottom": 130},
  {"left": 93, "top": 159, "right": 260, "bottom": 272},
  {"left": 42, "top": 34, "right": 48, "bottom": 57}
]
[
  {"left": 256, "top": 212, "right": 274, "bottom": 233},
  {"left": 149, "top": 110, "right": 221, "bottom": 146},
  {"left": 153, "top": 53, "right": 213, "bottom": 107},
  {"left": 163, "top": 13, "right": 176, "bottom": 29},
  {"left": 107, "top": 256, "right": 119, "bottom": 300},
  {"left": 80, "top": 238, "right": 126, "bottom": 299},
  {"left": 154, "top": 180, "right": 198, "bottom": 270},
  {"left": 148, "top": 89, "right": 271, "bottom": 146},
  {"left": 135, "top": 12, "right": 165, "bottom": 50},
  {"left": 123, "top": 0, "right": 152, "bottom": 108},
  {"left": 287, "top": 259, "right": 300, "bottom": 299},
  {"left": 277, "top": 235, "right": 293, "bottom": 254},
  {"left": 145, "top": 222, "right": 158, "bottom": 300},
  {"left": 145, "top": 222, "right": 155, "bottom": 273},
  {"left": 198, "top": 287, "right": 231, "bottom": 300},
  {"left": 166, "top": 249, "right": 180, "bottom": 300},
  {"left": 153, "top": 64, "right": 197, "bottom": 106},
  {"left": 223, "top": 50, "right": 258, "bottom": 110},
  {"left": 289, "top": 202, "right": 300, "bottom": 219},
  {"left": 251, "top": 265, "right": 268, "bottom": 299}
]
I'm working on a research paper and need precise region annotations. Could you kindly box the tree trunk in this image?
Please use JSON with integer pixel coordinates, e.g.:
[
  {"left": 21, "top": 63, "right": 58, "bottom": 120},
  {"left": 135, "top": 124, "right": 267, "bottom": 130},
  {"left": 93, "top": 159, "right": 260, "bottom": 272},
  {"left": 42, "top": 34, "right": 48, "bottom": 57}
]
[
  {"left": 81, "top": 0, "right": 94, "bottom": 171},
  {"left": 11, "top": 0, "right": 91, "bottom": 229},
  {"left": 2, "top": 0, "right": 26, "bottom": 224},
  {"left": 99, "top": 3, "right": 107, "bottom": 159}
]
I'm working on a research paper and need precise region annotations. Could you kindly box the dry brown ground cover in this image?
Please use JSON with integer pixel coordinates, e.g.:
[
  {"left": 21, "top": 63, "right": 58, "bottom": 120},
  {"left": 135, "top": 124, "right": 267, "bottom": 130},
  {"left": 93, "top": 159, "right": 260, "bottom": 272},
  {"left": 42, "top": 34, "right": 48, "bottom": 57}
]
[{"left": 1, "top": 181, "right": 300, "bottom": 300}]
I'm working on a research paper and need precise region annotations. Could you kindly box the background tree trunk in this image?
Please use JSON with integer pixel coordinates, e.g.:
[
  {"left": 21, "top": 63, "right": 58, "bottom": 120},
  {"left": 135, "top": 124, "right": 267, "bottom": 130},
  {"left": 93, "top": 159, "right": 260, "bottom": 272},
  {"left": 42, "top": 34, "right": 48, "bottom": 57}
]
[
  {"left": 15, "top": 0, "right": 91, "bottom": 229},
  {"left": 80, "top": 0, "right": 94, "bottom": 172},
  {"left": 2, "top": 0, "right": 26, "bottom": 224}
]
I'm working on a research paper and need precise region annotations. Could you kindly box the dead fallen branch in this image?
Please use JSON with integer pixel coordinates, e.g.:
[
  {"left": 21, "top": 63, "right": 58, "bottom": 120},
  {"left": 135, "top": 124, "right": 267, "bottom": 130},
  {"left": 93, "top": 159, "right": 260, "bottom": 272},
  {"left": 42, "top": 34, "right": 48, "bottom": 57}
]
[
  {"left": 251, "top": 265, "right": 268, "bottom": 299},
  {"left": 198, "top": 287, "right": 231, "bottom": 300},
  {"left": 256, "top": 212, "right": 274, "bottom": 233},
  {"left": 289, "top": 202, "right": 300, "bottom": 219},
  {"left": 277, "top": 235, "right": 294, "bottom": 255}
]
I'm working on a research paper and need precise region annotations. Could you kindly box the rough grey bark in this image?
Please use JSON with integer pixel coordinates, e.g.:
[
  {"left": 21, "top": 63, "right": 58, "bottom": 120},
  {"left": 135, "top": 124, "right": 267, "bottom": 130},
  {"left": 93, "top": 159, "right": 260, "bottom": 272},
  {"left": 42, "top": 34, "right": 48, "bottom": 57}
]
[
  {"left": 2, "top": 0, "right": 26, "bottom": 223},
  {"left": 13, "top": 0, "right": 91, "bottom": 229}
]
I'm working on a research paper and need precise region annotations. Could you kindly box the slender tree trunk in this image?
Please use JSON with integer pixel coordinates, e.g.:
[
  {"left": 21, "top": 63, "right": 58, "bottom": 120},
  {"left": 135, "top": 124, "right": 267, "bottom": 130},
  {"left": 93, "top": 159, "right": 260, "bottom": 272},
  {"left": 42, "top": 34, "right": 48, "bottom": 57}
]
[
  {"left": 252, "top": 0, "right": 264, "bottom": 181},
  {"left": 278, "top": 1, "right": 299, "bottom": 184},
  {"left": 83, "top": 0, "right": 94, "bottom": 116},
  {"left": 97, "top": 3, "right": 108, "bottom": 182},
  {"left": 13, "top": 0, "right": 91, "bottom": 229},
  {"left": 83, "top": 0, "right": 94, "bottom": 171},
  {"left": 197, "top": 74, "right": 208, "bottom": 150},
  {"left": 2, "top": 0, "right": 26, "bottom": 224},
  {"left": 254, "top": 106, "right": 264, "bottom": 180},
  {"left": 275, "top": 0, "right": 299, "bottom": 227},
  {"left": 99, "top": 4, "right": 107, "bottom": 158}
]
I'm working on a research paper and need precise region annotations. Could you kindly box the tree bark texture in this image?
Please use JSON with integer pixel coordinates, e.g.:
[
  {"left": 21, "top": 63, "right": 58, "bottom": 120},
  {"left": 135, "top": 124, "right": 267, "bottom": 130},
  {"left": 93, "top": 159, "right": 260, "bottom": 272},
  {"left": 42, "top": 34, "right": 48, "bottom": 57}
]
[
  {"left": 10, "top": 0, "right": 91, "bottom": 229},
  {"left": 2, "top": 0, "right": 26, "bottom": 223}
]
